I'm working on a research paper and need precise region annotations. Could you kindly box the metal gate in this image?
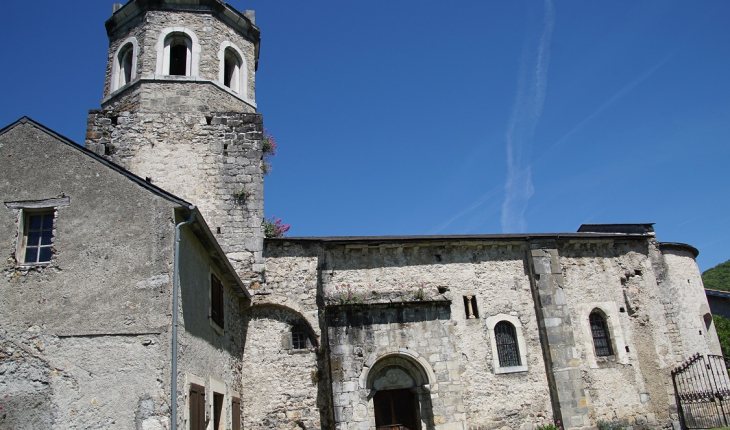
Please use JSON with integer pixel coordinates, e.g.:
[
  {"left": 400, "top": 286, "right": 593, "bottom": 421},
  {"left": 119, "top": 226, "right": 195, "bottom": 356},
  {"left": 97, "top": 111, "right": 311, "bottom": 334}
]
[{"left": 672, "top": 353, "right": 730, "bottom": 429}]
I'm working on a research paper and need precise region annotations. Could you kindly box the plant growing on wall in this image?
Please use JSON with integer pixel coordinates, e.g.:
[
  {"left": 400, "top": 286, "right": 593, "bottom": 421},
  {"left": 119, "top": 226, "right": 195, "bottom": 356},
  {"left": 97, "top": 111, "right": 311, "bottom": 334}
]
[
  {"left": 232, "top": 185, "right": 251, "bottom": 202},
  {"left": 263, "top": 216, "right": 290, "bottom": 238},
  {"left": 326, "top": 284, "right": 368, "bottom": 305},
  {"left": 535, "top": 421, "right": 563, "bottom": 430},
  {"left": 261, "top": 128, "right": 277, "bottom": 175}
]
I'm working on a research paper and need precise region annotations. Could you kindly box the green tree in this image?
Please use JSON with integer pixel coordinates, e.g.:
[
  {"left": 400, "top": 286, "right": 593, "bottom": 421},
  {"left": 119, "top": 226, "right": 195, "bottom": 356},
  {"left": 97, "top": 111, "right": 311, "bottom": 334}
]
[
  {"left": 703, "top": 259, "right": 730, "bottom": 291},
  {"left": 713, "top": 315, "right": 730, "bottom": 359}
]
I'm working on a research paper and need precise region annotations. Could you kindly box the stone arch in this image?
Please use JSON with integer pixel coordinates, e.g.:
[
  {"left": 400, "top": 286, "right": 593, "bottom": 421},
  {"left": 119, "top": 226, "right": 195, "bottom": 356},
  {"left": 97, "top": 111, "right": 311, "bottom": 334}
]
[
  {"left": 240, "top": 303, "right": 325, "bottom": 429},
  {"left": 242, "top": 302, "right": 319, "bottom": 347},
  {"left": 155, "top": 27, "right": 201, "bottom": 76},
  {"left": 362, "top": 352, "right": 435, "bottom": 430},
  {"left": 110, "top": 37, "right": 138, "bottom": 92}
]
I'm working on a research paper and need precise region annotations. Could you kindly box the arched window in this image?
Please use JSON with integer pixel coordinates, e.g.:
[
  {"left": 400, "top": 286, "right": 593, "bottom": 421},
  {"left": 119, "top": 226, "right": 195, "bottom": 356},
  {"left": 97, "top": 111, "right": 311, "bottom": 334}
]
[
  {"left": 218, "top": 42, "right": 247, "bottom": 97},
  {"left": 223, "top": 49, "right": 241, "bottom": 92},
  {"left": 590, "top": 310, "right": 613, "bottom": 356},
  {"left": 156, "top": 28, "right": 200, "bottom": 77},
  {"left": 166, "top": 34, "right": 192, "bottom": 76},
  {"left": 495, "top": 321, "right": 521, "bottom": 367},
  {"left": 111, "top": 38, "right": 138, "bottom": 92}
]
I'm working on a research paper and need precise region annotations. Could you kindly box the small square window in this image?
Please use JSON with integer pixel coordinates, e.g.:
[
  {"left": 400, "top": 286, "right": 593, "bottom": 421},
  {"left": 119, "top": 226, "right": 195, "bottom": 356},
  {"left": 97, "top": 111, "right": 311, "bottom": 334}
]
[
  {"left": 211, "top": 274, "right": 224, "bottom": 328},
  {"left": 292, "top": 328, "right": 308, "bottom": 350},
  {"left": 21, "top": 210, "right": 54, "bottom": 264}
]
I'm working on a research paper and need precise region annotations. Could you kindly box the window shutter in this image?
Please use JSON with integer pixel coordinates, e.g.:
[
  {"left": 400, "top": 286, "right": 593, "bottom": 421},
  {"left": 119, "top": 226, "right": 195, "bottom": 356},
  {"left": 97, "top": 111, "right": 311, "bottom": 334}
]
[
  {"left": 282, "top": 332, "right": 292, "bottom": 350},
  {"left": 232, "top": 397, "right": 242, "bottom": 430},
  {"left": 190, "top": 384, "right": 205, "bottom": 430}
]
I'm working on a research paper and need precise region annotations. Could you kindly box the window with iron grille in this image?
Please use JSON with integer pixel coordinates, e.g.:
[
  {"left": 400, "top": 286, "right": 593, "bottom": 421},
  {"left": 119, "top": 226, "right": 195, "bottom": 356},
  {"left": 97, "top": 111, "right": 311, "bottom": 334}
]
[
  {"left": 211, "top": 274, "right": 224, "bottom": 328},
  {"left": 495, "top": 321, "right": 521, "bottom": 367},
  {"left": 590, "top": 311, "right": 613, "bottom": 356}
]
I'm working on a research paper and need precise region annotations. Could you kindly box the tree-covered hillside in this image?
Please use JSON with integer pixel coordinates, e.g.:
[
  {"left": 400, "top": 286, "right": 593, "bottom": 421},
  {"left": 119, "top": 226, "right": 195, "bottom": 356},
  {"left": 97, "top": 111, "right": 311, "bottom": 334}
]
[{"left": 703, "top": 259, "right": 730, "bottom": 291}]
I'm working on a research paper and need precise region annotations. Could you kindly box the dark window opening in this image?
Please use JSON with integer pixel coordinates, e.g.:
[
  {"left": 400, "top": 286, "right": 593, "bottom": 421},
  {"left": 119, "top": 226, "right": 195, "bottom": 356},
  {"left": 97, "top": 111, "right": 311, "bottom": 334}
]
[
  {"left": 189, "top": 384, "right": 205, "bottom": 430},
  {"left": 213, "top": 392, "right": 224, "bottom": 430},
  {"left": 169, "top": 40, "right": 188, "bottom": 76},
  {"left": 463, "top": 295, "right": 479, "bottom": 319},
  {"left": 120, "top": 47, "right": 133, "bottom": 85},
  {"left": 23, "top": 212, "right": 54, "bottom": 264},
  {"left": 224, "top": 56, "right": 235, "bottom": 88},
  {"left": 211, "top": 274, "right": 224, "bottom": 328},
  {"left": 590, "top": 311, "right": 613, "bottom": 356},
  {"left": 292, "top": 326, "right": 309, "bottom": 350},
  {"left": 495, "top": 321, "right": 521, "bottom": 367}
]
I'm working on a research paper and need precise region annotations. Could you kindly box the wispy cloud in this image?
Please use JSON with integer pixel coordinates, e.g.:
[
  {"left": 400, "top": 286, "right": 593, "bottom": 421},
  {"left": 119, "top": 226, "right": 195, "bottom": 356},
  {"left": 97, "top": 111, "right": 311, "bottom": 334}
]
[
  {"left": 428, "top": 185, "right": 503, "bottom": 234},
  {"left": 547, "top": 53, "right": 673, "bottom": 153},
  {"left": 501, "top": 0, "right": 555, "bottom": 233}
]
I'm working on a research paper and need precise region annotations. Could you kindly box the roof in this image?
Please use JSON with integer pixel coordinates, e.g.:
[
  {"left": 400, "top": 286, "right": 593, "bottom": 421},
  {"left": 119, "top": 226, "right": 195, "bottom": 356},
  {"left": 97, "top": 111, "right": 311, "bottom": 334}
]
[
  {"left": 266, "top": 231, "right": 654, "bottom": 245},
  {"left": 706, "top": 289, "right": 730, "bottom": 299},
  {"left": 0, "top": 116, "right": 249, "bottom": 298}
]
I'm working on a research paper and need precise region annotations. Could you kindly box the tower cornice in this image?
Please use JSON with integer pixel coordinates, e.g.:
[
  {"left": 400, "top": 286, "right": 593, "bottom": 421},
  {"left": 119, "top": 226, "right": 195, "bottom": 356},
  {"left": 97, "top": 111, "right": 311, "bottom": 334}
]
[{"left": 106, "top": 0, "right": 260, "bottom": 70}]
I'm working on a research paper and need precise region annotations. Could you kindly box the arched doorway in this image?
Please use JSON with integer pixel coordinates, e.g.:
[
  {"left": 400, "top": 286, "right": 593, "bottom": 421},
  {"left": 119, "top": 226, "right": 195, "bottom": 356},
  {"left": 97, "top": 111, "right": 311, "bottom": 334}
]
[{"left": 367, "top": 355, "right": 433, "bottom": 430}]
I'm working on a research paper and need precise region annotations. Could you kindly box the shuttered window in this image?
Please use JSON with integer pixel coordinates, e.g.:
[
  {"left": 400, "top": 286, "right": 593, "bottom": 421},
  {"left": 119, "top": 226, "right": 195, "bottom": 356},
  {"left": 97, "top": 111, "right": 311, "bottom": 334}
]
[
  {"left": 189, "top": 384, "right": 205, "bottom": 430},
  {"left": 232, "top": 397, "right": 241, "bottom": 430},
  {"left": 211, "top": 274, "right": 224, "bottom": 328}
]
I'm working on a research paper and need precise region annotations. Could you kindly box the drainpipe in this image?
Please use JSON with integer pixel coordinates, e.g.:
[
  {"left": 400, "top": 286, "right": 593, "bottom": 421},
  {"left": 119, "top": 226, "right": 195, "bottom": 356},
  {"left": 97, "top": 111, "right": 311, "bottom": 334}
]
[{"left": 172, "top": 208, "right": 196, "bottom": 430}]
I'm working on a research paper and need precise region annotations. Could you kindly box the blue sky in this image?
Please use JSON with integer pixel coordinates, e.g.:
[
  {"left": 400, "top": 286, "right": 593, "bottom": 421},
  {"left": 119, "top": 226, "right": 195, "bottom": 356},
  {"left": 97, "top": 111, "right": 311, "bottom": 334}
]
[{"left": 1, "top": 1, "right": 728, "bottom": 272}]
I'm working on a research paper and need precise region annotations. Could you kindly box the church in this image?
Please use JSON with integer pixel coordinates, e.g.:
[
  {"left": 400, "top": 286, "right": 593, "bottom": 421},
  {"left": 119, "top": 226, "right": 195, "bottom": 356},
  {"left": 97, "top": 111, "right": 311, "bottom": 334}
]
[{"left": 0, "top": 1, "right": 720, "bottom": 429}]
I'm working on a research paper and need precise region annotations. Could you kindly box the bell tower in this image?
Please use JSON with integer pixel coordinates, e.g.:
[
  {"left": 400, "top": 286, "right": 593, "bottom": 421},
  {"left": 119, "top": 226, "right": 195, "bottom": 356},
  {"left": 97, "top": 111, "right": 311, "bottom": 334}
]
[{"left": 85, "top": 0, "right": 265, "bottom": 284}]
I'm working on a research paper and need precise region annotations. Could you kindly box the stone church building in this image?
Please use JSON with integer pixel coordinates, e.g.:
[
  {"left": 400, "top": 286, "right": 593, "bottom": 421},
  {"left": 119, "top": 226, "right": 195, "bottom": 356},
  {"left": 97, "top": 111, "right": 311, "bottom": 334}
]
[{"left": 0, "top": 1, "right": 720, "bottom": 429}]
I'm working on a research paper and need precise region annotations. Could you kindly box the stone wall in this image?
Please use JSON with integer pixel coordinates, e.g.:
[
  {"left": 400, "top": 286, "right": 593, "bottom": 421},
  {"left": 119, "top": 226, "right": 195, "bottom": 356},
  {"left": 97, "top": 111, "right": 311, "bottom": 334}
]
[
  {"left": 86, "top": 109, "right": 266, "bottom": 280},
  {"left": 177, "top": 226, "right": 247, "bottom": 430}
]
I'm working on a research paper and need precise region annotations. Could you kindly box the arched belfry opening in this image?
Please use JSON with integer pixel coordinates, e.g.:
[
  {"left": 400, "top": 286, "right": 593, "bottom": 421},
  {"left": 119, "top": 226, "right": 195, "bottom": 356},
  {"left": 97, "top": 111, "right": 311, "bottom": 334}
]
[{"left": 366, "top": 354, "right": 434, "bottom": 430}]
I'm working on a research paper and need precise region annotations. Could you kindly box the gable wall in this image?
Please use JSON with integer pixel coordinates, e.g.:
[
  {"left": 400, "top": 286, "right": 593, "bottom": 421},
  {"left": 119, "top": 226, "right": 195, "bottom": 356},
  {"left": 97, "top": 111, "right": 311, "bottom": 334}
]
[{"left": 0, "top": 121, "right": 178, "bottom": 429}]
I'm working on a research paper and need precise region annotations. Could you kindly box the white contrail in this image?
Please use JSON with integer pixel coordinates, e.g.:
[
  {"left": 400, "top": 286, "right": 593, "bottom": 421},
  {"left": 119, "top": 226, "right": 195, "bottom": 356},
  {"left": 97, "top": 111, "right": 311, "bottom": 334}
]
[
  {"left": 547, "top": 53, "right": 673, "bottom": 153},
  {"left": 501, "top": 0, "right": 555, "bottom": 233}
]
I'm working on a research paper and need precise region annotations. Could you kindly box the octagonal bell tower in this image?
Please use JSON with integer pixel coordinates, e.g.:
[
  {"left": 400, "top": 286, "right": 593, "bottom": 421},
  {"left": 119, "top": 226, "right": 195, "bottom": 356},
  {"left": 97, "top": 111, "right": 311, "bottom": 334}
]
[{"left": 86, "top": 0, "right": 265, "bottom": 283}]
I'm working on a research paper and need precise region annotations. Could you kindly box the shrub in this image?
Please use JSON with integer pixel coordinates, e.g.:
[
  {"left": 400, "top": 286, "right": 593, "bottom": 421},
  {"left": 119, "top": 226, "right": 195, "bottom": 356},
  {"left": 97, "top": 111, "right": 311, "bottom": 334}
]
[
  {"left": 597, "top": 420, "right": 623, "bottom": 430},
  {"left": 536, "top": 421, "right": 563, "bottom": 430},
  {"left": 326, "top": 284, "right": 368, "bottom": 305},
  {"left": 263, "top": 216, "right": 290, "bottom": 238},
  {"left": 261, "top": 129, "right": 277, "bottom": 175}
]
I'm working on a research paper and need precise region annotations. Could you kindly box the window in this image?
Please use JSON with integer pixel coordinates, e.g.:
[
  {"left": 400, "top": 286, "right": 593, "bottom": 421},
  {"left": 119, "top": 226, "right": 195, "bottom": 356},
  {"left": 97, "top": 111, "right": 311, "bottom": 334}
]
[
  {"left": 495, "top": 321, "right": 521, "bottom": 367},
  {"left": 463, "top": 295, "right": 479, "bottom": 319},
  {"left": 111, "top": 38, "right": 138, "bottom": 92},
  {"left": 218, "top": 42, "right": 247, "bottom": 98},
  {"left": 156, "top": 28, "right": 200, "bottom": 77},
  {"left": 21, "top": 211, "right": 54, "bottom": 264},
  {"left": 292, "top": 326, "right": 308, "bottom": 350},
  {"left": 213, "top": 392, "right": 224, "bottom": 430},
  {"left": 211, "top": 274, "right": 224, "bottom": 328},
  {"left": 167, "top": 35, "right": 191, "bottom": 76},
  {"left": 283, "top": 323, "right": 315, "bottom": 352},
  {"left": 223, "top": 49, "right": 241, "bottom": 92},
  {"left": 486, "top": 314, "right": 528, "bottom": 374},
  {"left": 189, "top": 383, "right": 205, "bottom": 430},
  {"left": 589, "top": 310, "right": 613, "bottom": 356}
]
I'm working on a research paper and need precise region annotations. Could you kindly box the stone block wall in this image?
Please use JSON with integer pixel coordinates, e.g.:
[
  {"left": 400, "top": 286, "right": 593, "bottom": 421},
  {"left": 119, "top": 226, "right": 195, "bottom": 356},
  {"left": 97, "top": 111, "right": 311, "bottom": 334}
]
[{"left": 86, "top": 109, "right": 265, "bottom": 280}]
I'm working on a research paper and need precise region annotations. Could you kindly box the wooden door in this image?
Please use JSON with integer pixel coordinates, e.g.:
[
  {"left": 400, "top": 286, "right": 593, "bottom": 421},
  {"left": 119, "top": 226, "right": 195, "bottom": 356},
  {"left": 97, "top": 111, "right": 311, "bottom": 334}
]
[{"left": 374, "top": 388, "right": 420, "bottom": 430}]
